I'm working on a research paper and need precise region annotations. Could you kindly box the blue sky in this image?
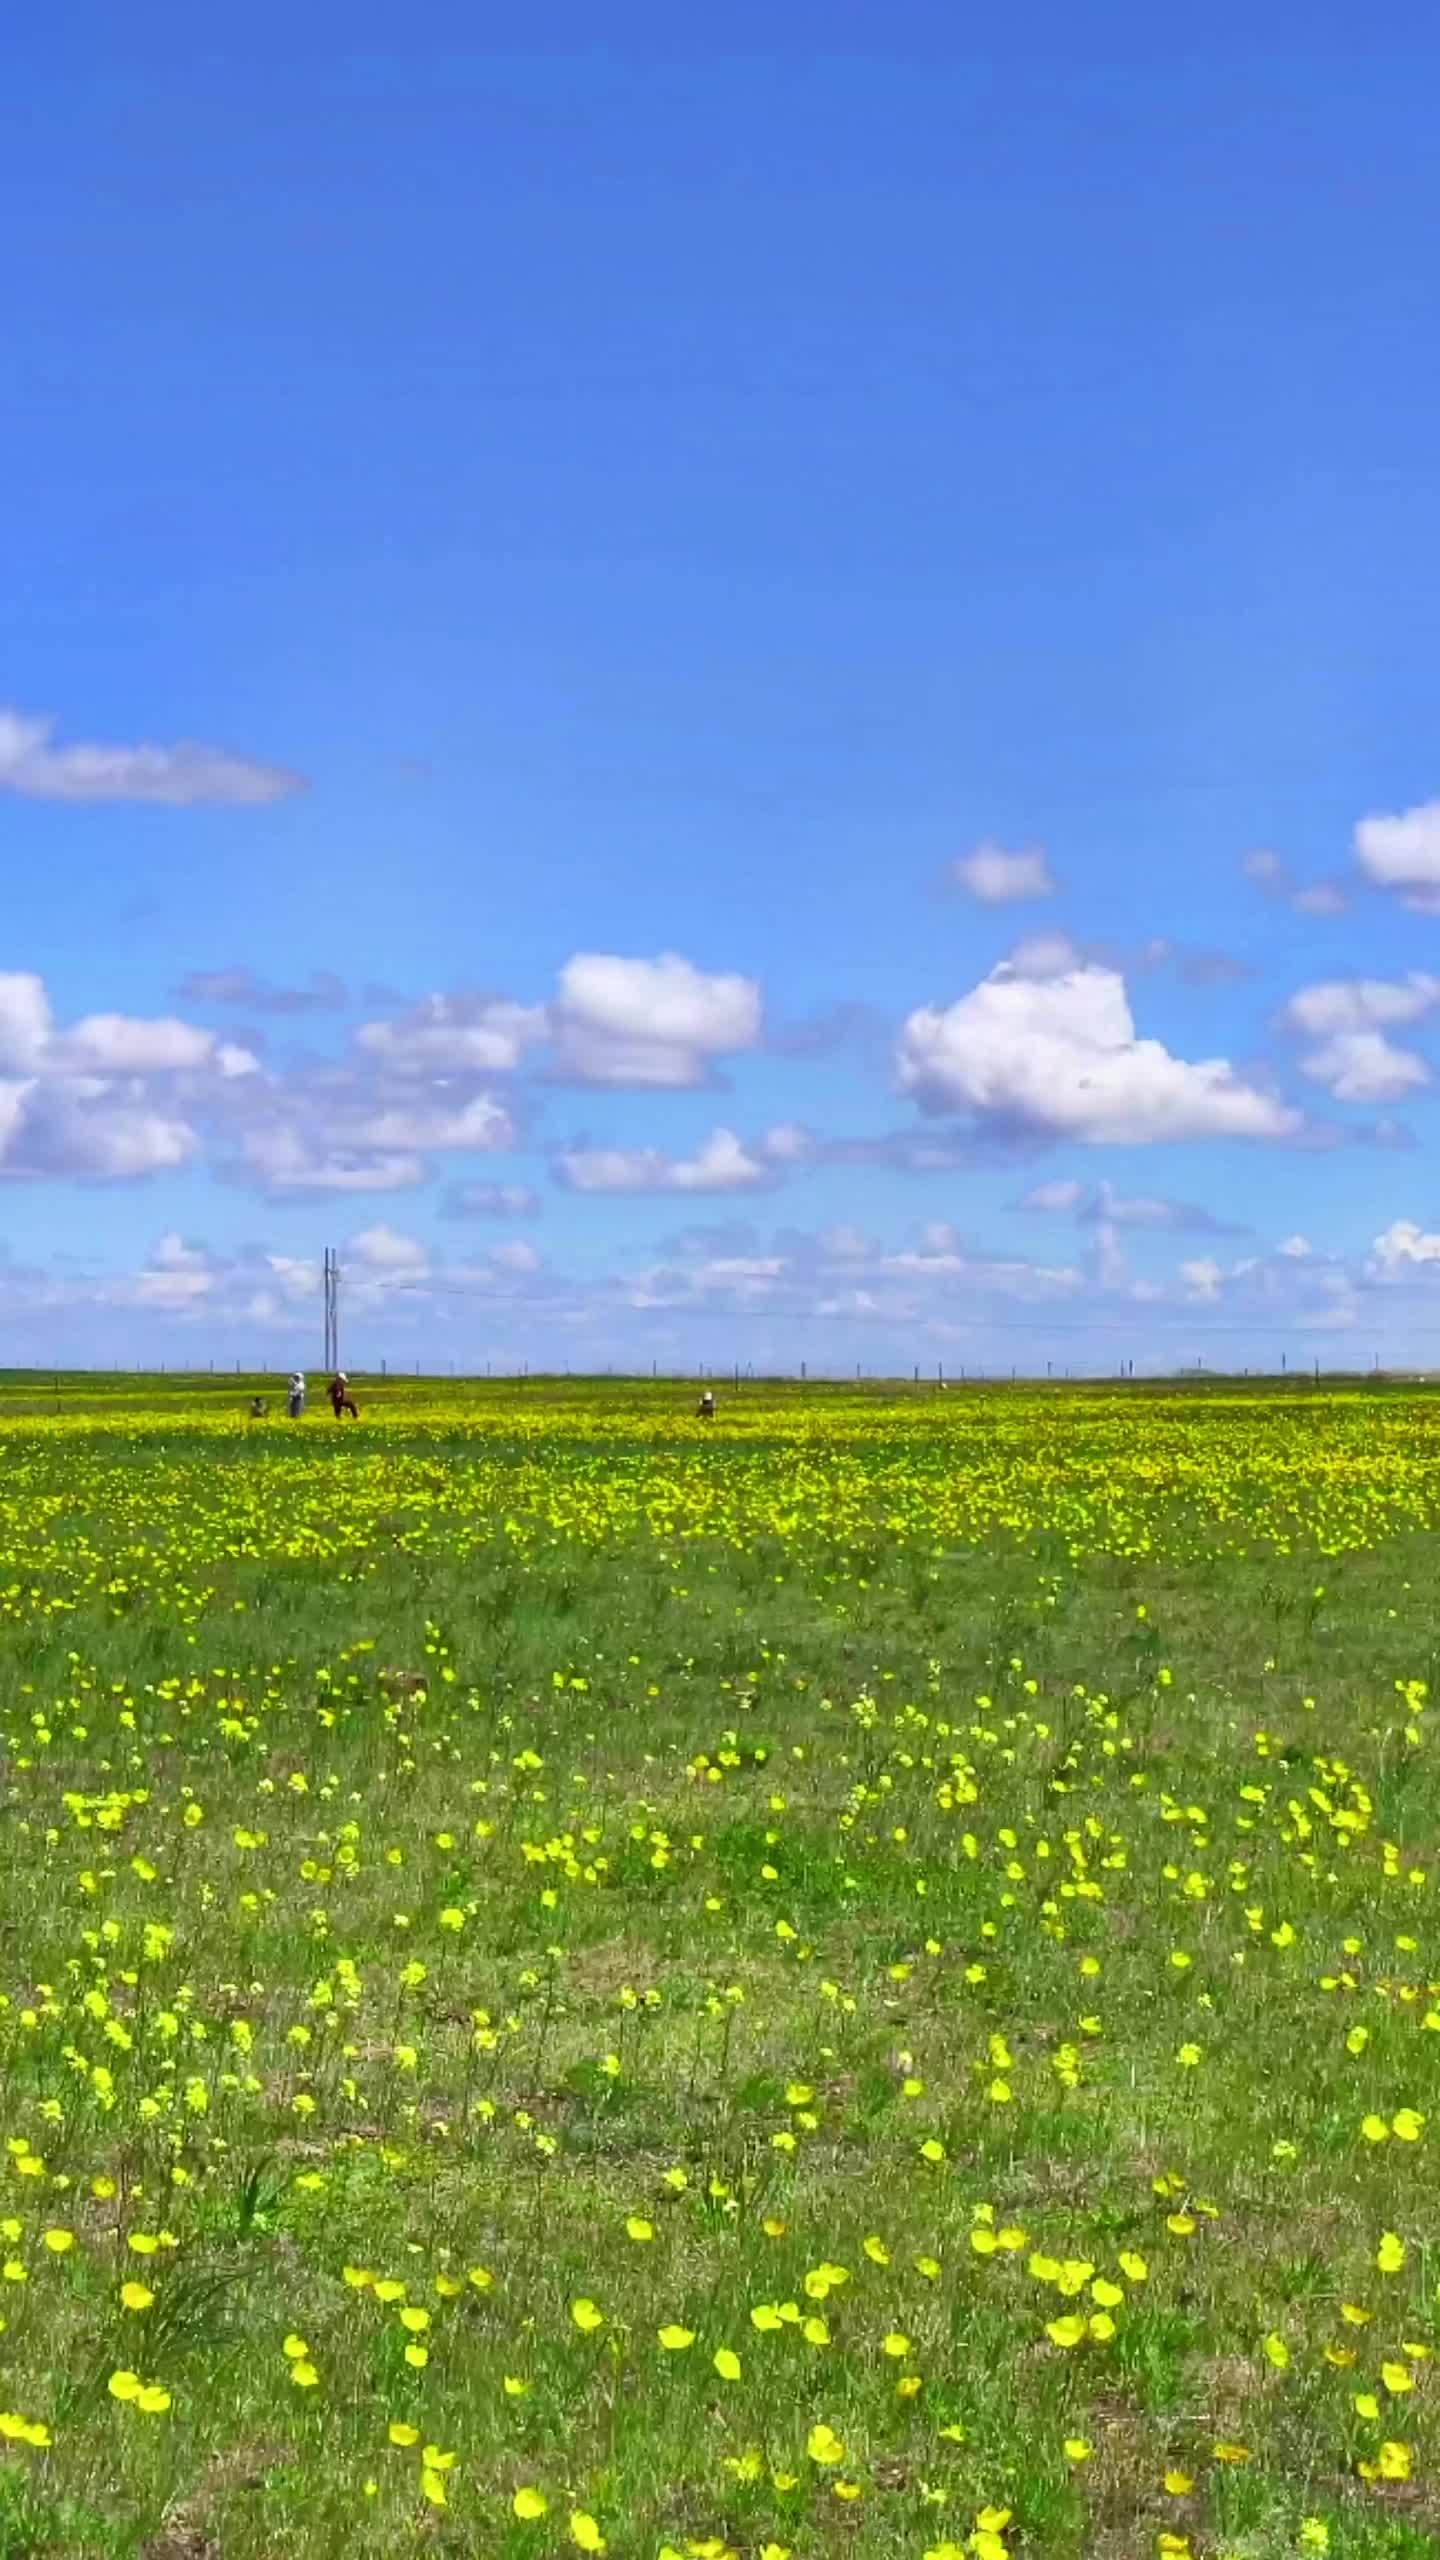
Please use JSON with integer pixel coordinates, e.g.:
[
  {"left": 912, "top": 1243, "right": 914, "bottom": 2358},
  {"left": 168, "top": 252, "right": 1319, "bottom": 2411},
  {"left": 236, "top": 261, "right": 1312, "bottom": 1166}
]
[{"left": 8, "top": 2, "right": 1440, "bottom": 1370}]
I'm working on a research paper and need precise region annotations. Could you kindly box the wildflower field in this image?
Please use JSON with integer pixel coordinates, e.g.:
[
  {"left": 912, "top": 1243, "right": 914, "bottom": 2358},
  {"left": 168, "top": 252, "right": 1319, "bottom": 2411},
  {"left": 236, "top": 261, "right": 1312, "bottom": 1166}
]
[{"left": 0, "top": 1373, "right": 1438, "bottom": 2560}]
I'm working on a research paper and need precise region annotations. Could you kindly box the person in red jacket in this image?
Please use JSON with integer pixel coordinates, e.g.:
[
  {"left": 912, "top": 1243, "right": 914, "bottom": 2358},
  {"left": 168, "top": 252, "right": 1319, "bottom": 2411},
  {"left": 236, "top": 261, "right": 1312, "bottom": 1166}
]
[{"left": 328, "top": 1372, "right": 359, "bottom": 1419}]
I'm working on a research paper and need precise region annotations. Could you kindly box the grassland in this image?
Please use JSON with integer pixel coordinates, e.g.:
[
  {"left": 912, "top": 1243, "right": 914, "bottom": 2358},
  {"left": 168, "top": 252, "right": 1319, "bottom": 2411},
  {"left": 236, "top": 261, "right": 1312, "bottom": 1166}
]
[{"left": 0, "top": 1374, "right": 1436, "bottom": 2560}]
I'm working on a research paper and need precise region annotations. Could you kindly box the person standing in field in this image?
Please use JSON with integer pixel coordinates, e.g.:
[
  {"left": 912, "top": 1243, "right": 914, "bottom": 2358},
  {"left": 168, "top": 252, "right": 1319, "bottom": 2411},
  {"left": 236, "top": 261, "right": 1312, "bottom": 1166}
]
[
  {"left": 287, "top": 1371, "right": 306, "bottom": 1418},
  {"left": 328, "top": 1371, "right": 359, "bottom": 1419}
]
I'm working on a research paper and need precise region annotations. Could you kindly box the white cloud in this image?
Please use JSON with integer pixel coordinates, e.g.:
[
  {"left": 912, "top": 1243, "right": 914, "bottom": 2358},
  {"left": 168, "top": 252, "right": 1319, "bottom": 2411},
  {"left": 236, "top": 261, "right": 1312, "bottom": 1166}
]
[
  {"left": 1354, "top": 799, "right": 1440, "bottom": 903},
  {"left": 151, "top": 1231, "right": 209, "bottom": 1272},
  {"left": 59, "top": 1014, "right": 225, "bottom": 1076},
  {"left": 1181, "top": 1257, "right": 1224, "bottom": 1302},
  {"left": 1299, "top": 1030, "right": 1429, "bottom": 1104},
  {"left": 951, "top": 842, "right": 1056, "bottom": 904},
  {"left": 1280, "top": 974, "right": 1440, "bottom": 1036},
  {"left": 236, "top": 1126, "right": 425, "bottom": 1195},
  {"left": 132, "top": 1236, "right": 217, "bottom": 1311},
  {"left": 349, "top": 1223, "right": 429, "bottom": 1272},
  {"left": 1369, "top": 1218, "right": 1440, "bottom": 1275},
  {"left": 1278, "top": 1234, "right": 1313, "bottom": 1258},
  {"left": 0, "top": 1091, "right": 199, "bottom": 1181},
  {"left": 491, "top": 1238, "right": 541, "bottom": 1274},
  {"left": 557, "top": 1126, "right": 773, "bottom": 1196},
  {"left": 897, "top": 963, "right": 1299, "bottom": 1143},
  {"left": 356, "top": 995, "right": 545, "bottom": 1076},
  {"left": 0, "top": 705, "right": 303, "bottom": 805},
  {"left": 551, "top": 952, "right": 762, "bottom": 1087},
  {"left": 347, "top": 1093, "right": 515, "bottom": 1154},
  {"left": 0, "top": 975, "right": 54, "bottom": 1071}
]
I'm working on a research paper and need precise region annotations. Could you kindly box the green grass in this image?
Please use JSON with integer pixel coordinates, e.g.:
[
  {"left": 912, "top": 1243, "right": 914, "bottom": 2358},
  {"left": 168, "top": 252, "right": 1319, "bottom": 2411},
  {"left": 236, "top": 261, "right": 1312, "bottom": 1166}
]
[{"left": 0, "top": 1379, "right": 1435, "bottom": 2559}]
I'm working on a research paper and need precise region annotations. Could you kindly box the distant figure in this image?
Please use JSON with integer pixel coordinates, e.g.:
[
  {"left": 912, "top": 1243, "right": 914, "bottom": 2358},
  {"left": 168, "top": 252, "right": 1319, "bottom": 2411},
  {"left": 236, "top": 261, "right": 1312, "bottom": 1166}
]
[
  {"left": 286, "top": 1371, "right": 306, "bottom": 1419},
  {"left": 248, "top": 1395, "right": 269, "bottom": 1419},
  {"left": 697, "top": 1389, "right": 716, "bottom": 1420},
  {"left": 328, "top": 1371, "right": 359, "bottom": 1420}
]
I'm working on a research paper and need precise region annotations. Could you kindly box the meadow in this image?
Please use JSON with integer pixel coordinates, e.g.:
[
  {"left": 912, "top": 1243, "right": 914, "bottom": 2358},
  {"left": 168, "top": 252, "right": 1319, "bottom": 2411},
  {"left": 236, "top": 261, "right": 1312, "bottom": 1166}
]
[{"left": 0, "top": 1373, "right": 1436, "bottom": 2560}]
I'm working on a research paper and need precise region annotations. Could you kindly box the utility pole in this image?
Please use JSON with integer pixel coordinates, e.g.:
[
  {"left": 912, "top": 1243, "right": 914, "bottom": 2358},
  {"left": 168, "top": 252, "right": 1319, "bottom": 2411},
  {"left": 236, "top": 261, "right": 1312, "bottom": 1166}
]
[{"left": 323, "top": 1246, "right": 340, "bottom": 1373}]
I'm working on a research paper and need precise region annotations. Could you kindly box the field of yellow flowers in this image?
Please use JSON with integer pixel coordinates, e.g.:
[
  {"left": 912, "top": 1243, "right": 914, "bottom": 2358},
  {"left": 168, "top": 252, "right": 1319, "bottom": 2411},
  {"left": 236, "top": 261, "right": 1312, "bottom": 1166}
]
[{"left": 0, "top": 1373, "right": 1436, "bottom": 2560}]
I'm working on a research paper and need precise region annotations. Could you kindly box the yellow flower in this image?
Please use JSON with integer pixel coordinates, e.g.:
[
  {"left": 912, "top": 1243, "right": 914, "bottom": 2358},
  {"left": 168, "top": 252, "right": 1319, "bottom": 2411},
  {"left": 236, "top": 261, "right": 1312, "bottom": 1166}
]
[
  {"left": 421, "top": 2469, "right": 447, "bottom": 2508},
  {"left": 1377, "top": 2231, "right": 1406, "bottom": 2273},
  {"left": 806, "top": 2423, "right": 845, "bottom": 2465},
  {"left": 290, "top": 2361, "right": 319, "bottom": 2390},
  {"left": 571, "top": 2297, "right": 604, "bottom": 2332},
  {"left": 107, "top": 2370, "right": 141, "bottom": 2403},
  {"left": 1163, "top": 2470, "right": 1193, "bottom": 2495},
  {"left": 120, "top": 2282, "right": 154, "bottom": 2311},
  {"left": 399, "top": 2306, "right": 430, "bottom": 2333},
  {"left": 403, "top": 2343, "right": 428, "bottom": 2369},
  {"left": 883, "top": 2332, "right": 911, "bottom": 2358},
  {"left": 41, "top": 2229, "right": 73, "bottom": 2254},
  {"left": 1261, "top": 2332, "right": 1290, "bottom": 2369},
  {"left": 1064, "top": 2437, "right": 1092, "bottom": 2461},
  {"left": 658, "top": 2325, "right": 695, "bottom": 2351},
  {"left": 136, "top": 2386, "right": 170, "bottom": 2415},
  {"left": 713, "top": 2348, "right": 742, "bottom": 2381},
  {"left": 1298, "top": 2525, "right": 1329, "bottom": 2553},
  {"left": 625, "top": 2216, "right": 653, "bottom": 2243},
  {"left": 514, "top": 2489, "right": 549, "bottom": 2521},
  {"left": 570, "top": 2512, "right": 605, "bottom": 2552}
]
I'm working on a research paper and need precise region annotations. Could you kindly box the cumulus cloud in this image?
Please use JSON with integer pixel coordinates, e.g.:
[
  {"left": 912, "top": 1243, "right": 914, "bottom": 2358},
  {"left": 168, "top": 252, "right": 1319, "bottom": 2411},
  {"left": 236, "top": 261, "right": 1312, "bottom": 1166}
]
[
  {"left": 557, "top": 1126, "right": 780, "bottom": 1196},
  {"left": 0, "top": 1087, "right": 198, "bottom": 1181},
  {"left": 0, "top": 705, "right": 304, "bottom": 805},
  {"left": 1181, "top": 1256, "right": 1224, "bottom": 1302},
  {"left": 356, "top": 994, "right": 546, "bottom": 1077},
  {"left": 1279, "top": 974, "right": 1440, "bottom": 1037},
  {"left": 550, "top": 953, "right": 762, "bottom": 1087},
  {"left": 1368, "top": 1218, "right": 1440, "bottom": 1275},
  {"left": 1354, "top": 800, "right": 1440, "bottom": 905},
  {"left": 950, "top": 842, "right": 1056, "bottom": 904},
  {"left": 1298, "top": 1030, "right": 1430, "bottom": 1104},
  {"left": 58, "top": 1014, "right": 257, "bottom": 1077},
  {"left": 896, "top": 963, "right": 1299, "bottom": 1144},
  {"left": 349, "top": 1223, "right": 429, "bottom": 1272},
  {"left": 233, "top": 1126, "right": 426, "bottom": 1195},
  {"left": 132, "top": 1234, "right": 217, "bottom": 1310}
]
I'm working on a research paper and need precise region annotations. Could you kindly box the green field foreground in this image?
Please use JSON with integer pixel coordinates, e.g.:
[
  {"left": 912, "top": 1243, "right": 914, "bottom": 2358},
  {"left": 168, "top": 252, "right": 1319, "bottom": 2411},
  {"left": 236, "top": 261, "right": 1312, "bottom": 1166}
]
[{"left": 0, "top": 1378, "right": 1436, "bottom": 2558}]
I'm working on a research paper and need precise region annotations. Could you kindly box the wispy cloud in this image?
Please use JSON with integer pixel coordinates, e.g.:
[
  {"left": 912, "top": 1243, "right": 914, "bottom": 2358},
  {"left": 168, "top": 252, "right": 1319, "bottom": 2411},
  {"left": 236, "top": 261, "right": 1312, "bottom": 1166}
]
[{"left": 0, "top": 707, "right": 305, "bottom": 807}]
